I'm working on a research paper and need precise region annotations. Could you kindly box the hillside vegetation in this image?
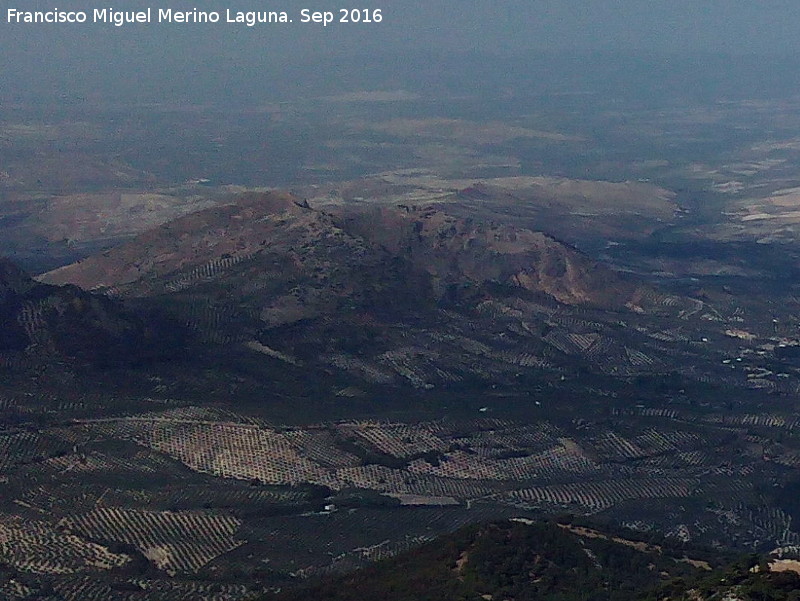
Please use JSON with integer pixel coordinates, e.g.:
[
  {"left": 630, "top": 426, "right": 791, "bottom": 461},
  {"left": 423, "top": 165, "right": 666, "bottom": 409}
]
[{"left": 267, "top": 519, "right": 800, "bottom": 601}]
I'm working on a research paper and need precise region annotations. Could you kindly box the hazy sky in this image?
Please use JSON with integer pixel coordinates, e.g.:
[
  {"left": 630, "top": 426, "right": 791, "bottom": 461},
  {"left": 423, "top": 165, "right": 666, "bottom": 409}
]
[{"left": 2, "top": 1, "right": 800, "bottom": 101}]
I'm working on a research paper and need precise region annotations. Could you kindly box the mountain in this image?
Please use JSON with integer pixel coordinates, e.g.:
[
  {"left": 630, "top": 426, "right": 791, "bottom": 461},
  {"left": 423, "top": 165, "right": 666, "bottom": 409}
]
[
  {"left": 40, "top": 191, "right": 639, "bottom": 307},
  {"left": 36, "top": 191, "right": 695, "bottom": 388}
]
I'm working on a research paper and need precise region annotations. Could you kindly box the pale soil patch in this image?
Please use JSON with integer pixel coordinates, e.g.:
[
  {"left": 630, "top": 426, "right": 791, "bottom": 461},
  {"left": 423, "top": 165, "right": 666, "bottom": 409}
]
[
  {"left": 741, "top": 213, "right": 778, "bottom": 221},
  {"left": 244, "top": 341, "right": 302, "bottom": 366},
  {"left": 725, "top": 329, "right": 757, "bottom": 341},
  {"left": 769, "top": 559, "right": 800, "bottom": 574},
  {"left": 454, "top": 550, "right": 469, "bottom": 575},
  {"left": 682, "top": 558, "right": 713, "bottom": 570},
  {"left": 387, "top": 493, "right": 460, "bottom": 506}
]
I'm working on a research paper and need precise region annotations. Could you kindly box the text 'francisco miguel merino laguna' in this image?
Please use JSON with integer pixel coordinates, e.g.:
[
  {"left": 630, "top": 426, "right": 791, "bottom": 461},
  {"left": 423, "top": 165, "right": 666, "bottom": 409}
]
[{"left": 7, "top": 8, "right": 302, "bottom": 27}]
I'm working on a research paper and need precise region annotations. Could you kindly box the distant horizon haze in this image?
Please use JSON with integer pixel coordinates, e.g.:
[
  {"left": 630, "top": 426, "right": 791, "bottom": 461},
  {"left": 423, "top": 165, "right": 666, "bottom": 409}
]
[{"left": 3, "top": 1, "right": 800, "bottom": 102}]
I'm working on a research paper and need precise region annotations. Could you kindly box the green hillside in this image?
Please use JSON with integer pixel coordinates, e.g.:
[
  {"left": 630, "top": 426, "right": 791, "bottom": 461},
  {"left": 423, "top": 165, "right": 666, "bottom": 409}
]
[{"left": 265, "top": 519, "right": 800, "bottom": 601}]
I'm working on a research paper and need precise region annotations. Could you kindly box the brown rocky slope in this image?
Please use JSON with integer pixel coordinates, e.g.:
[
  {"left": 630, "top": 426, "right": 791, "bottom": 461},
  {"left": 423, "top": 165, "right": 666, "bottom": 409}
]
[{"left": 37, "top": 192, "right": 679, "bottom": 387}]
